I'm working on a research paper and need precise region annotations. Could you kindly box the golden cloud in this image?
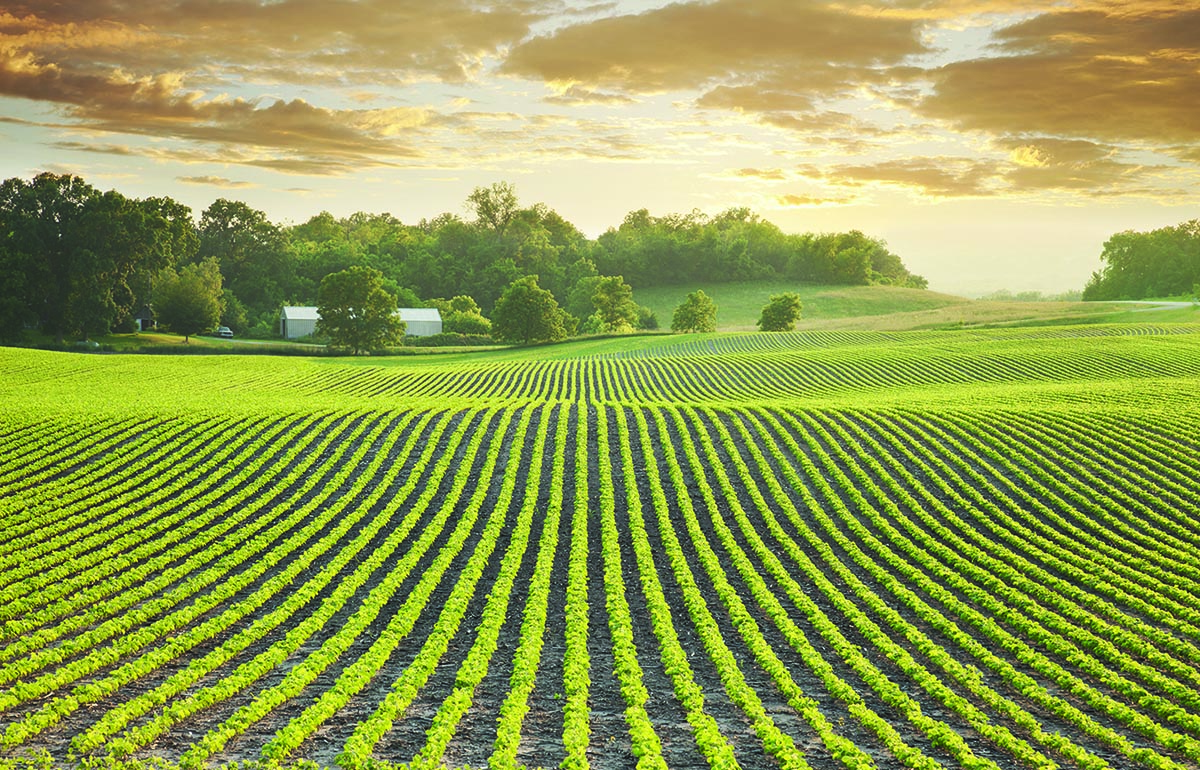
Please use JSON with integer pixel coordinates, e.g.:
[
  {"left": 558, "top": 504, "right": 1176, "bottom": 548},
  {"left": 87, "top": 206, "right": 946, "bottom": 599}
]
[
  {"left": 543, "top": 86, "right": 637, "bottom": 106},
  {"left": 735, "top": 168, "right": 787, "bottom": 181},
  {"left": 800, "top": 157, "right": 1000, "bottom": 197},
  {"left": 503, "top": 0, "right": 926, "bottom": 94},
  {"left": 995, "top": 137, "right": 1166, "bottom": 193},
  {"left": 0, "top": 1, "right": 549, "bottom": 173},
  {"left": 3, "top": 1, "right": 546, "bottom": 84},
  {"left": 177, "top": 175, "right": 257, "bottom": 189},
  {"left": 793, "top": 141, "right": 1178, "bottom": 200},
  {"left": 777, "top": 193, "right": 853, "bottom": 206},
  {"left": 920, "top": 4, "right": 1200, "bottom": 146}
]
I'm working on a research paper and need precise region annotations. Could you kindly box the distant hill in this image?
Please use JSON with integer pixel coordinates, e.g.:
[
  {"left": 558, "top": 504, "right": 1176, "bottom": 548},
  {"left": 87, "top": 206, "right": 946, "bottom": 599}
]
[
  {"left": 635, "top": 281, "right": 1199, "bottom": 332},
  {"left": 634, "top": 282, "right": 967, "bottom": 330}
]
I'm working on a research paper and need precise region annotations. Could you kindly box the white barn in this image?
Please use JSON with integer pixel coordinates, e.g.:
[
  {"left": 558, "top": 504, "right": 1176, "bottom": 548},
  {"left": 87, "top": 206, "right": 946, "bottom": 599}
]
[
  {"left": 397, "top": 307, "right": 443, "bottom": 337},
  {"left": 280, "top": 306, "right": 442, "bottom": 340},
  {"left": 280, "top": 306, "right": 320, "bottom": 339}
]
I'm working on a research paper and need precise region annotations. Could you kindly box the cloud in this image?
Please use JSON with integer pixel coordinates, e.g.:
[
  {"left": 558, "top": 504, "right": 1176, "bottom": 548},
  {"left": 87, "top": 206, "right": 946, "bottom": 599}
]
[
  {"left": 793, "top": 142, "right": 1178, "bottom": 201},
  {"left": 177, "top": 175, "right": 257, "bottom": 189},
  {"left": 543, "top": 86, "right": 636, "bottom": 106},
  {"left": 3, "top": 0, "right": 1195, "bottom": 204},
  {"left": 799, "top": 157, "right": 1001, "bottom": 197},
  {"left": 50, "top": 140, "right": 137, "bottom": 155},
  {"left": 995, "top": 137, "right": 1169, "bottom": 193},
  {"left": 919, "top": 4, "right": 1200, "bottom": 146},
  {"left": 2, "top": 1, "right": 547, "bottom": 84},
  {"left": 735, "top": 168, "right": 787, "bottom": 181},
  {"left": 777, "top": 193, "right": 852, "bottom": 207},
  {"left": 0, "top": 1, "right": 549, "bottom": 173},
  {"left": 503, "top": 0, "right": 926, "bottom": 94}
]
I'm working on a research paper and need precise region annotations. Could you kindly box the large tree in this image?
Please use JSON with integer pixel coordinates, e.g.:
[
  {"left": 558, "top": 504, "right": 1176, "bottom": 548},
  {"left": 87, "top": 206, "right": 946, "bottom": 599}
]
[
  {"left": 466, "top": 182, "right": 519, "bottom": 237},
  {"left": 1083, "top": 221, "right": 1200, "bottom": 300},
  {"left": 757, "top": 293, "right": 803, "bottom": 331},
  {"left": 0, "top": 173, "right": 193, "bottom": 342},
  {"left": 491, "top": 275, "right": 570, "bottom": 345},
  {"left": 154, "top": 258, "right": 223, "bottom": 343},
  {"left": 198, "top": 199, "right": 293, "bottom": 322},
  {"left": 671, "top": 289, "right": 718, "bottom": 333},
  {"left": 316, "top": 265, "right": 404, "bottom": 354},
  {"left": 589, "top": 275, "right": 639, "bottom": 333}
]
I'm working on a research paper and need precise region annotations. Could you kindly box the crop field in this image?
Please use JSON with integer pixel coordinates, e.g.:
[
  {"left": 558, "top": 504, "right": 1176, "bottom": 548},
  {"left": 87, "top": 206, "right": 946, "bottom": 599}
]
[{"left": 2, "top": 325, "right": 1200, "bottom": 770}]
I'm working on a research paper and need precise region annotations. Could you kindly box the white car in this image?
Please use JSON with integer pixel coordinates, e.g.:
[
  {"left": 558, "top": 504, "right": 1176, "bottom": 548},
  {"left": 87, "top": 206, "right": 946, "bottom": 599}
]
[{"left": 216, "top": 326, "right": 234, "bottom": 338}]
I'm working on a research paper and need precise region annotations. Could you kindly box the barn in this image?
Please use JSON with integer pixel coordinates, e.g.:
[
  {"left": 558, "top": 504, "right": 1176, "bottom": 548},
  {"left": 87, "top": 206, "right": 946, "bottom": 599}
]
[
  {"left": 397, "top": 307, "right": 442, "bottom": 337},
  {"left": 279, "top": 306, "right": 443, "bottom": 340},
  {"left": 280, "top": 306, "right": 320, "bottom": 340}
]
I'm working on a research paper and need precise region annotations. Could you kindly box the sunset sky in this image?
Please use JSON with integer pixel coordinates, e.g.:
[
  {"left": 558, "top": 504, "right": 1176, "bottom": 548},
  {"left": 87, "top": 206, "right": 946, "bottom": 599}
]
[{"left": 1, "top": 0, "right": 1197, "bottom": 295}]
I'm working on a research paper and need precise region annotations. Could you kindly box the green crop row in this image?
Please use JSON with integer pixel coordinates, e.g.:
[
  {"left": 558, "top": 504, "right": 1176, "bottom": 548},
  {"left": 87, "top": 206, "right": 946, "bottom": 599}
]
[{"left": 3, "top": 326, "right": 1200, "bottom": 770}]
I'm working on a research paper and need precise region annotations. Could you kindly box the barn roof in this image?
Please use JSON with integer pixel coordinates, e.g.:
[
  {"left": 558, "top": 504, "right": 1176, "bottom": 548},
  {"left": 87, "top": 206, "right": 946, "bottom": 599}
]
[
  {"left": 280, "top": 306, "right": 441, "bottom": 322},
  {"left": 398, "top": 308, "right": 441, "bottom": 323},
  {"left": 281, "top": 306, "right": 320, "bottom": 320}
]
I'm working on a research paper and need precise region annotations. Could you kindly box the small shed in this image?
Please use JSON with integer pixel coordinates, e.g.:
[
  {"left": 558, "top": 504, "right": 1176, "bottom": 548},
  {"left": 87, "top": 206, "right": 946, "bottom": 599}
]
[
  {"left": 280, "top": 306, "right": 320, "bottom": 340},
  {"left": 398, "top": 307, "right": 442, "bottom": 337},
  {"left": 133, "top": 305, "right": 155, "bottom": 332}
]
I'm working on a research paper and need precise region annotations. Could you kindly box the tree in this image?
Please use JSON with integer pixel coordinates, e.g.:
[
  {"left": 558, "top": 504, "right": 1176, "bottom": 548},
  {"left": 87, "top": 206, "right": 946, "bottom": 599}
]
[
  {"left": 467, "top": 182, "right": 519, "bottom": 236},
  {"left": 429, "top": 295, "right": 492, "bottom": 335},
  {"left": 491, "top": 275, "right": 570, "bottom": 344},
  {"left": 198, "top": 199, "right": 293, "bottom": 322},
  {"left": 1083, "top": 221, "right": 1200, "bottom": 300},
  {"left": 757, "top": 293, "right": 803, "bottom": 331},
  {"left": 0, "top": 173, "right": 193, "bottom": 342},
  {"left": 444, "top": 310, "right": 492, "bottom": 336},
  {"left": 154, "top": 258, "right": 223, "bottom": 342},
  {"left": 316, "top": 265, "right": 404, "bottom": 354},
  {"left": 671, "top": 290, "right": 717, "bottom": 333},
  {"left": 589, "top": 275, "right": 639, "bottom": 333}
]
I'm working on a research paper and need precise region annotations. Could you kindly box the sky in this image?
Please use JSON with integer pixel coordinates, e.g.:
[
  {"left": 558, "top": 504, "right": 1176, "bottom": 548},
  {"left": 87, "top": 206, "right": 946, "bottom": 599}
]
[{"left": 1, "top": 0, "right": 1197, "bottom": 296}]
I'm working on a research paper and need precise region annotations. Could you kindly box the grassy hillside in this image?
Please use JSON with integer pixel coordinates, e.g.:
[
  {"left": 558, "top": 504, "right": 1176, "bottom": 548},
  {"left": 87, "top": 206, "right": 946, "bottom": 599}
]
[
  {"left": 634, "top": 280, "right": 1200, "bottom": 331},
  {"left": 633, "top": 281, "right": 965, "bottom": 329}
]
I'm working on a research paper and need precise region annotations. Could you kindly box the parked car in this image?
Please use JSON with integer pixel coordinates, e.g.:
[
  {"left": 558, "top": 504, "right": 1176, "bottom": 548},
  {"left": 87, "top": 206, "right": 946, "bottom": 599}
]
[{"left": 216, "top": 326, "right": 234, "bottom": 338}]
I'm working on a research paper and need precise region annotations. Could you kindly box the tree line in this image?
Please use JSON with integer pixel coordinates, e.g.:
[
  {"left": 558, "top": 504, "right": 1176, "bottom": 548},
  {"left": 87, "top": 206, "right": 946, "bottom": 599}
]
[
  {"left": 0, "top": 174, "right": 926, "bottom": 344},
  {"left": 1083, "top": 220, "right": 1200, "bottom": 301}
]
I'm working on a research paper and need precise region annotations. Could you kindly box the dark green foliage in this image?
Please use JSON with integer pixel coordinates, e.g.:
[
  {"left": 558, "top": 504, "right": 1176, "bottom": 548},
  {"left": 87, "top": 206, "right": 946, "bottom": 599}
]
[
  {"left": 671, "top": 290, "right": 718, "bottom": 333},
  {"left": 1083, "top": 221, "right": 1200, "bottom": 300},
  {"left": 491, "top": 276, "right": 570, "bottom": 344},
  {"left": 220, "top": 289, "right": 249, "bottom": 332},
  {"left": 198, "top": 199, "right": 292, "bottom": 325},
  {"left": 0, "top": 173, "right": 196, "bottom": 342},
  {"left": 154, "top": 258, "right": 224, "bottom": 342},
  {"left": 0, "top": 174, "right": 925, "bottom": 346},
  {"left": 316, "top": 266, "right": 404, "bottom": 354},
  {"left": 637, "top": 305, "right": 659, "bottom": 330},
  {"left": 757, "top": 293, "right": 803, "bottom": 331}
]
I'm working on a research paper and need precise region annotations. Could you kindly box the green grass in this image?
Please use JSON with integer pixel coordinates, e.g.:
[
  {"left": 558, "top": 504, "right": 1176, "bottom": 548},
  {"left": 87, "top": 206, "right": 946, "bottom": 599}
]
[
  {"left": 633, "top": 281, "right": 967, "bottom": 330},
  {"left": 634, "top": 280, "right": 1200, "bottom": 332}
]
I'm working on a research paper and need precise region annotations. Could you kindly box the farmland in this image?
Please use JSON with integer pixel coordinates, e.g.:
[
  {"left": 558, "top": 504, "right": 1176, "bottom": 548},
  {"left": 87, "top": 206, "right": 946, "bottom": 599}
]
[{"left": 2, "top": 325, "right": 1200, "bottom": 770}]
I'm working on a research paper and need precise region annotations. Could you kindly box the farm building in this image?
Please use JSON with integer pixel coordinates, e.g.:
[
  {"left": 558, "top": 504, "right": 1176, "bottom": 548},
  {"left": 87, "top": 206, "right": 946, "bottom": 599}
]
[
  {"left": 397, "top": 307, "right": 442, "bottom": 336},
  {"left": 133, "top": 305, "right": 155, "bottom": 332},
  {"left": 280, "top": 306, "right": 320, "bottom": 340},
  {"left": 279, "top": 306, "right": 443, "bottom": 340}
]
